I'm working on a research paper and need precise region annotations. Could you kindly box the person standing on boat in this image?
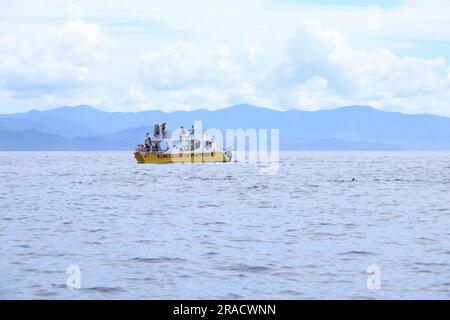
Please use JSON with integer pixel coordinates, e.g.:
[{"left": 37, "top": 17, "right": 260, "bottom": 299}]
[
  {"left": 161, "top": 123, "right": 168, "bottom": 140},
  {"left": 189, "top": 125, "right": 195, "bottom": 151},
  {"left": 154, "top": 124, "right": 161, "bottom": 140},
  {"left": 145, "top": 132, "right": 152, "bottom": 150},
  {"left": 179, "top": 126, "right": 187, "bottom": 140}
]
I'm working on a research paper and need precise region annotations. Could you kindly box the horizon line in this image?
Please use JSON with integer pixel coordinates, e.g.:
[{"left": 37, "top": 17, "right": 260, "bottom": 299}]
[{"left": 1, "top": 103, "right": 448, "bottom": 119}]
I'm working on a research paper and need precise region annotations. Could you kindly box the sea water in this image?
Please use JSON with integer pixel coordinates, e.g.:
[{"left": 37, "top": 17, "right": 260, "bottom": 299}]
[{"left": 1, "top": 151, "right": 449, "bottom": 299}]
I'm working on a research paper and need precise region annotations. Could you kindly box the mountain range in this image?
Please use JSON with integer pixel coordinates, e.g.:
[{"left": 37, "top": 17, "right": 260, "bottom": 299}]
[{"left": 1, "top": 104, "right": 450, "bottom": 151}]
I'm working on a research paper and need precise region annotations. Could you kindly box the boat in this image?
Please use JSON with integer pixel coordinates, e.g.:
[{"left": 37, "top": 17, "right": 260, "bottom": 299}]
[{"left": 134, "top": 135, "right": 233, "bottom": 164}]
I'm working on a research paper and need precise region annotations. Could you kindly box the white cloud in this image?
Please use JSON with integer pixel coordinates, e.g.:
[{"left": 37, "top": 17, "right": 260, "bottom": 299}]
[
  {"left": 284, "top": 76, "right": 342, "bottom": 111},
  {"left": 0, "top": 16, "right": 109, "bottom": 97},
  {"left": 139, "top": 42, "right": 238, "bottom": 90},
  {"left": 114, "top": 19, "right": 450, "bottom": 115},
  {"left": 261, "top": 20, "right": 450, "bottom": 114},
  {"left": 47, "top": 18, "right": 110, "bottom": 66},
  {"left": 247, "top": 46, "right": 262, "bottom": 65},
  {"left": 129, "top": 81, "right": 146, "bottom": 102},
  {"left": 66, "top": 4, "right": 81, "bottom": 21}
]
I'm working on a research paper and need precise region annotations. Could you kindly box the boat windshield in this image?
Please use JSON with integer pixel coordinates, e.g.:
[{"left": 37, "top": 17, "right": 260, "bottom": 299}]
[
  {"left": 159, "top": 141, "right": 169, "bottom": 151},
  {"left": 169, "top": 139, "right": 203, "bottom": 151}
]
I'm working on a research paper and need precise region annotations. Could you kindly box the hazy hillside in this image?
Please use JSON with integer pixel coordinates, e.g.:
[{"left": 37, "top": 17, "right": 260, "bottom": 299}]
[
  {"left": 0, "top": 105, "right": 167, "bottom": 137},
  {"left": 1, "top": 104, "right": 450, "bottom": 150}
]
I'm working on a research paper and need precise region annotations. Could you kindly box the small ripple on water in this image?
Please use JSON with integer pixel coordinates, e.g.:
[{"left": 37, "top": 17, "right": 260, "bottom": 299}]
[
  {"left": 200, "top": 221, "right": 227, "bottom": 226},
  {"left": 131, "top": 257, "right": 188, "bottom": 263},
  {"left": 337, "top": 251, "right": 379, "bottom": 256},
  {"left": 82, "top": 286, "right": 127, "bottom": 294},
  {"left": 277, "top": 290, "right": 305, "bottom": 297},
  {"left": 215, "top": 263, "right": 272, "bottom": 274}
]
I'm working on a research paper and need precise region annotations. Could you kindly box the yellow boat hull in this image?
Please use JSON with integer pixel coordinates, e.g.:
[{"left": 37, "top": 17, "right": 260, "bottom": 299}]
[{"left": 134, "top": 151, "right": 231, "bottom": 164}]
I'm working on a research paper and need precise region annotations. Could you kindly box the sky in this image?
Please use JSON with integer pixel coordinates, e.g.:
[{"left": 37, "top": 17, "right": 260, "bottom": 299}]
[{"left": 0, "top": 0, "right": 450, "bottom": 115}]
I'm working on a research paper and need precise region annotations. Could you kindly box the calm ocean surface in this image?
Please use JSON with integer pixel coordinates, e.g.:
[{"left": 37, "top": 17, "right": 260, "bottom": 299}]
[{"left": 1, "top": 151, "right": 450, "bottom": 299}]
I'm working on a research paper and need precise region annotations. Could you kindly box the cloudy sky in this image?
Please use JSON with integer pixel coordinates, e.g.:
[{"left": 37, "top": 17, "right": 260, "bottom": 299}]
[{"left": 1, "top": 0, "right": 450, "bottom": 115}]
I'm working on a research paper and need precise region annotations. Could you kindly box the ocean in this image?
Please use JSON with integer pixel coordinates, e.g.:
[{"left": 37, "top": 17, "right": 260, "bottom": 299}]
[{"left": 1, "top": 151, "right": 449, "bottom": 299}]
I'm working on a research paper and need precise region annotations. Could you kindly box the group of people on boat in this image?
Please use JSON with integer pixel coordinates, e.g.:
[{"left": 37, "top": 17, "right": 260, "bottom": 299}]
[
  {"left": 153, "top": 122, "right": 168, "bottom": 141},
  {"left": 178, "top": 125, "right": 195, "bottom": 140},
  {"left": 135, "top": 122, "right": 198, "bottom": 153},
  {"left": 151, "top": 123, "right": 196, "bottom": 141}
]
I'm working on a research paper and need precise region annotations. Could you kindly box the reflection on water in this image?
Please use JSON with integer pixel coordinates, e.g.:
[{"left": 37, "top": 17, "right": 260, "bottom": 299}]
[{"left": 1, "top": 151, "right": 450, "bottom": 299}]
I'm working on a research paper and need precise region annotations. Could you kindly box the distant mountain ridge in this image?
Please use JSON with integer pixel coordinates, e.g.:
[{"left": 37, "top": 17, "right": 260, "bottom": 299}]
[{"left": 1, "top": 104, "right": 450, "bottom": 150}]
